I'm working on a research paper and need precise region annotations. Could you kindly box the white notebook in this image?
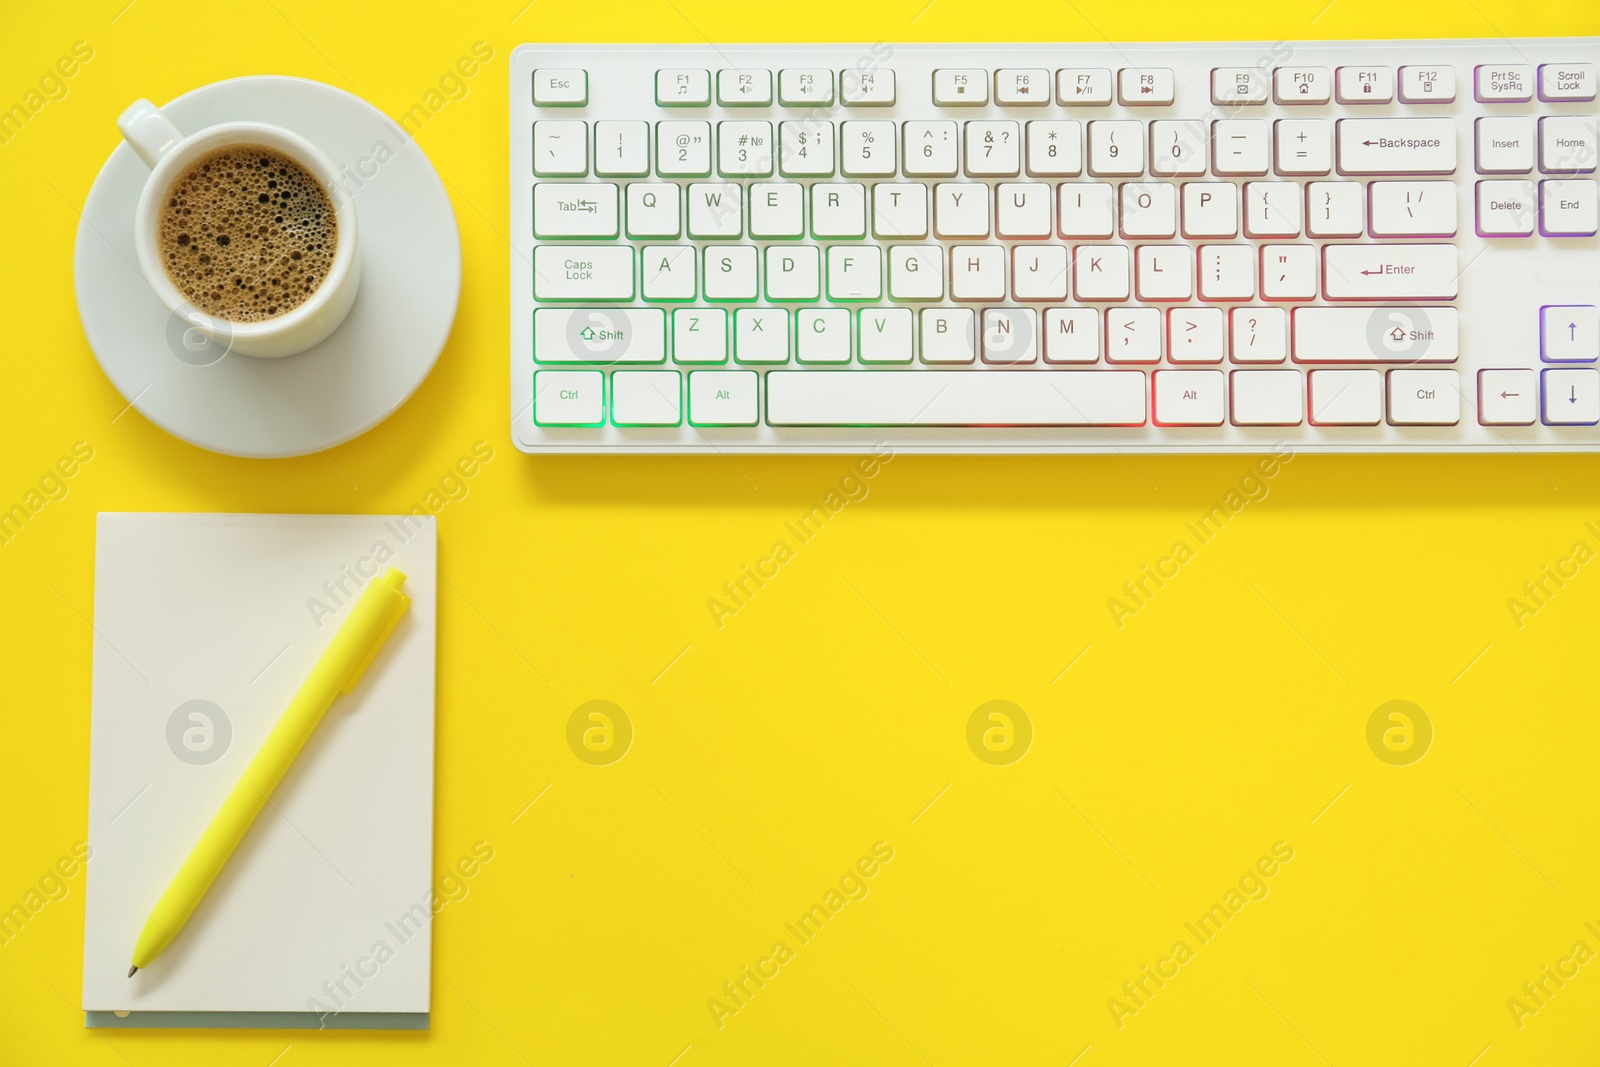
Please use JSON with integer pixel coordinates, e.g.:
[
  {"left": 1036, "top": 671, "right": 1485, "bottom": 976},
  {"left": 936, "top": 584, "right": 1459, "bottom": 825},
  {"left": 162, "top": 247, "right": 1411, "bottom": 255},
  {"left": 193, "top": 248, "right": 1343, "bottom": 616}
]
[{"left": 82, "top": 513, "right": 436, "bottom": 1029}]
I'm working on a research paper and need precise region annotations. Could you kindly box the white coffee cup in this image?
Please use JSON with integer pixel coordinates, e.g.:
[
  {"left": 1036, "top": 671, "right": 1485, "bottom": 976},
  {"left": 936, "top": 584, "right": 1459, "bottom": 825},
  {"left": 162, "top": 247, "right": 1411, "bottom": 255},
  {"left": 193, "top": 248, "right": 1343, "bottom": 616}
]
[{"left": 117, "top": 99, "right": 360, "bottom": 359}]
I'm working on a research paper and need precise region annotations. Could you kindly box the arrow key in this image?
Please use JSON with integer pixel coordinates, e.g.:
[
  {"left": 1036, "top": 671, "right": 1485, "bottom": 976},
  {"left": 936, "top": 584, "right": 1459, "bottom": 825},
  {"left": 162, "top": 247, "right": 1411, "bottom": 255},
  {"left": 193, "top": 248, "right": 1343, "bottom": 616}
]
[
  {"left": 1540, "top": 304, "right": 1599, "bottom": 363},
  {"left": 1542, "top": 368, "right": 1600, "bottom": 425},
  {"left": 1478, "top": 368, "right": 1536, "bottom": 425}
]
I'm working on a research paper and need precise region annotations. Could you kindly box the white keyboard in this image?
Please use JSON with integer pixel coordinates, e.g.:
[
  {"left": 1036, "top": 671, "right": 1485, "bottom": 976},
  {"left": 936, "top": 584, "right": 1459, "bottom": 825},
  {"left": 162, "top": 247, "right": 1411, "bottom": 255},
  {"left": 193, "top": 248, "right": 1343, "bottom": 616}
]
[{"left": 510, "top": 41, "right": 1600, "bottom": 453}]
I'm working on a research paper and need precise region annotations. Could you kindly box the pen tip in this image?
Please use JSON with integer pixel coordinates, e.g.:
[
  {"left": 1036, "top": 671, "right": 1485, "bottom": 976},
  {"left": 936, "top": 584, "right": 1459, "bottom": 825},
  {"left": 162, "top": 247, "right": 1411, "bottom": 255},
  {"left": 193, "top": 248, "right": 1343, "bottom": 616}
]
[{"left": 127, "top": 966, "right": 138, "bottom": 978}]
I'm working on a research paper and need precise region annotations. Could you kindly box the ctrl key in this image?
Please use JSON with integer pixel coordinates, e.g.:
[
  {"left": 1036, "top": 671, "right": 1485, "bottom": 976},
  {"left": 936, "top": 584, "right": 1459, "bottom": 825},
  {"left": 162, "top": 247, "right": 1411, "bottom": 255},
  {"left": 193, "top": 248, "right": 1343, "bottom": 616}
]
[{"left": 534, "top": 370, "right": 604, "bottom": 426}]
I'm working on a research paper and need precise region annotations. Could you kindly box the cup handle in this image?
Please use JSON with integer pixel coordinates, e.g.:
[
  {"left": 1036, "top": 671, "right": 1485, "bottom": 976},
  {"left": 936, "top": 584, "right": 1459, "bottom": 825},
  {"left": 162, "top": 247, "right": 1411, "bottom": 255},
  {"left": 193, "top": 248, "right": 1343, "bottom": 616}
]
[{"left": 117, "top": 99, "right": 184, "bottom": 169}]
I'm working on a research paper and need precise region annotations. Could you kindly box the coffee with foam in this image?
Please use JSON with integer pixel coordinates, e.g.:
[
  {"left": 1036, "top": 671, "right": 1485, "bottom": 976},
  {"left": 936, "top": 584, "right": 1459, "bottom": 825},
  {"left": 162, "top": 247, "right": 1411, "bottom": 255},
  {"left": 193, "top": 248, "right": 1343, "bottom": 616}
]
[{"left": 157, "top": 145, "right": 337, "bottom": 322}]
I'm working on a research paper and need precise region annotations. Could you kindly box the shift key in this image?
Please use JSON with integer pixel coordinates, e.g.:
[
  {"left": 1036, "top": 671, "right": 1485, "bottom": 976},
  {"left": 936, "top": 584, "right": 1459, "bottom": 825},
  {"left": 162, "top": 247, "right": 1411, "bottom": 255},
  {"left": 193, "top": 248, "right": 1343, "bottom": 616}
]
[
  {"left": 534, "top": 246, "right": 634, "bottom": 300},
  {"left": 1323, "top": 244, "right": 1458, "bottom": 300}
]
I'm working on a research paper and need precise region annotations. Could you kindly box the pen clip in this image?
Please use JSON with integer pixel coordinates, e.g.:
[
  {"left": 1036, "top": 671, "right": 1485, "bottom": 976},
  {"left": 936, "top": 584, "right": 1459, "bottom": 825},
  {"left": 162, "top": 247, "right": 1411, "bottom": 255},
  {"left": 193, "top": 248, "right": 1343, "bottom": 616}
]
[{"left": 341, "top": 582, "right": 411, "bottom": 695}]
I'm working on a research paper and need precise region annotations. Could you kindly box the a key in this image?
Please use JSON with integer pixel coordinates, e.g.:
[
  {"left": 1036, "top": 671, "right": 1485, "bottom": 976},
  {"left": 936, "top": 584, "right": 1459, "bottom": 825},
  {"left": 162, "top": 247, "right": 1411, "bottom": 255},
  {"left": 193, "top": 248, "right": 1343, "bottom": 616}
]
[
  {"left": 1309, "top": 369, "right": 1382, "bottom": 425},
  {"left": 860, "top": 309, "right": 915, "bottom": 363},
  {"left": 812, "top": 183, "right": 867, "bottom": 238},
  {"left": 534, "top": 371, "right": 603, "bottom": 425},
  {"left": 997, "top": 69, "right": 1051, "bottom": 106},
  {"left": 1540, "top": 116, "right": 1598, "bottom": 175},
  {"left": 765, "top": 246, "right": 820, "bottom": 300},
  {"left": 1306, "top": 181, "right": 1365, "bottom": 238},
  {"left": 627, "top": 183, "right": 681, "bottom": 238},
  {"left": 997, "top": 183, "right": 1052, "bottom": 238},
  {"left": 1121, "top": 182, "right": 1178, "bottom": 239},
  {"left": 889, "top": 246, "right": 944, "bottom": 300},
  {"left": 1058, "top": 183, "right": 1115, "bottom": 238},
  {"left": 1399, "top": 65, "right": 1455, "bottom": 103},
  {"left": 594, "top": 121, "right": 650, "bottom": 177},
  {"left": 934, "top": 183, "right": 989, "bottom": 238},
  {"left": 532, "top": 247, "right": 634, "bottom": 301},
  {"left": 718, "top": 69, "right": 773, "bottom": 106},
  {"left": 1478, "top": 368, "right": 1536, "bottom": 425},
  {"left": 1369, "top": 181, "right": 1457, "bottom": 237},
  {"left": 841, "top": 69, "right": 895, "bottom": 106},
  {"left": 1541, "top": 368, "right": 1600, "bottom": 424},
  {"left": 1292, "top": 306, "right": 1459, "bottom": 362},
  {"left": 534, "top": 183, "right": 620, "bottom": 238},
  {"left": 1012, "top": 246, "right": 1069, "bottom": 300},
  {"left": 1197, "top": 244, "right": 1255, "bottom": 301},
  {"left": 1118, "top": 67, "right": 1174, "bottom": 105},
  {"left": 904, "top": 121, "right": 959, "bottom": 177},
  {"left": 841, "top": 121, "right": 897, "bottom": 177},
  {"left": 873, "top": 184, "right": 929, "bottom": 239},
  {"left": 1540, "top": 63, "right": 1597, "bottom": 102},
  {"left": 1336, "top": 66, "right": 1394, "bottom": 104},
  {"left": 1026, "top": 120, "right": 1083, "bottom": 176},
  {"left": 1135, "top": 245, "right": 1192, "bottom": 299},
  {"left": 827, "top": 246, "right": 883, "bottom": 300},
  {"left": 965, "top": 121, "right": 1022, "bottom": 177},
  {"left": 765, "top": 370, "right": 1147, "bottom": 426},
  {"left": 934, "top": 69, "right": 989, "bottom": 106},
  {"left": 1259, "top": 245, "right": 1317, "bottom": 300},
  {"left": 1476, "top": 116, "right": 1534, "bottom": 174},
  {"left": 1166, "top": 308, "right": 1225, "bottom": 364},
  {"left": 1540, "top": 179, "right": 1599, "bottom": 236},
  {"left": 1088, "top": 120, "right": 1143, "bottom": 176},
  {"left": 703, "top": 246, "right": 758, "bottom": 300},
  {"left": 1387, "top": 369, "right": 1461, "bottom": 425},
  {"left": 1150, "top": 120, "right": 1207, "bottom": 176},
  {"left": 1154, "top": 370, "right": 1226, "bottom": 425},
  {"left": 1231, "top": 370, "right": 1304, "bottom": 425},
  {"left": 534, "top": 120, "right": 587, "bottom": 176},
  {"left": 656, "top": 120, "right": 711, "bottom": 176},
  {"left": 1338, "top": 118, "right": 1458, "bottom": 174},
  {"left": 533, "top": 307, "right": 664, "bottom": 362},
  {"left": 1073, "top": 245, "right": 1131, "bottom": 301},
  {"left": 1230, "top": 307, "right": 1288, "bottom": 364},
  {"left": 718, "top": 120, "right": 774, "bottom": 176},
  {"left": 1274, "top": 119, "right": 1332, "bottom": 176},
  {"left": 656, "top": 69, "right": 711, "bottom": 107},
  {"left": 981, "top": 308, "right": 1038, "bottom": 364},
  {"left": 779, "top": 120, "right": 837, "bottom": 176},
  {"left": 1541, "top": 305, "right": 1600, "bottom": 363},
  {"left": 1476, "top": 179, "right": 1537, "bottom": 237},
  {"left": 687, "top": 182, "right": 743, "bottom": 238},
  {"left": 921, "top": 308, "right": 976, "bottom": 364},
  {"left": 734, "top": 308, "right": 789, "bottom": 363},
  {"left": 533, "top": 70, "right": 587, "bottom": 107},
  {"left": 949, "top": 245, "right": 1006, "bottom": 300},
  {"left": 749, "top": 183, "right": 804, "bottom": 239},
  {"left": 1321, "top": 244, "right": 1458, "bottom": 300},
  {"left": 779, "top": 69, "right": 834, "bottom": 106},
  {"left": 611, "top": 371, "right": 682, "bottom": 426},
  {"left": 673, "top": 308, "right": 727, "bottom": 363},
  {"left": 642, "top": 244, "right": 696, "bottom": 301},
  {"left": 688, "top": 370, "right": 759, "bottom": 425},
  {"left": 1043, "top": 308, "right": 1099, "bottom": 363},
  {"left": 1182, "top": 183, "right": 1239, "bottom": 238},
  {"left": 1057, "top": 68, "right": 1113, "bottom": 105},
  {"left": 1212, "top": 120, "right": 1270, "bottom": 176},
  {"left": 1274, "top": 66, "right": 1332, "bottom": 104},
  {"left": 1211, "top": 68, "right": 1269, "bottom": 106},
  {"left": 1244, "top": 182, "right": 1302, "bottom": 237},
  {"left": 1476, "top": 64, "right": 1533, "bottom": 102},
  {"left": 796, "top": 309, "right": 852, "bottom": 363},
  {"left": 1106, "top": 308, "right": 1162, "bottom": 363}
]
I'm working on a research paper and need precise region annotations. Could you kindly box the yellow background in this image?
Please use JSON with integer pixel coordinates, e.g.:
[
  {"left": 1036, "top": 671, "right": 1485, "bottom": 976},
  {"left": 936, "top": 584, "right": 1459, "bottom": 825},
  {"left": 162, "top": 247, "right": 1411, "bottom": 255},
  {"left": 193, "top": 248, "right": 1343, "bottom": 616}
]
[{"left": 2, "top": 1, "right": 1598, "bottom": 1063}]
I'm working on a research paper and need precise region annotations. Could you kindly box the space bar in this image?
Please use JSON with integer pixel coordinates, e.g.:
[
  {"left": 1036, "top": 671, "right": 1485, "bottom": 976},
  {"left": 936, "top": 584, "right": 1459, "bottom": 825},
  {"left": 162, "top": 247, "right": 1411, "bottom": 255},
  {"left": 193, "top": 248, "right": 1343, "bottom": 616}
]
[{"left": 766, "top": 371, "right": 1148, "bottom": 426}]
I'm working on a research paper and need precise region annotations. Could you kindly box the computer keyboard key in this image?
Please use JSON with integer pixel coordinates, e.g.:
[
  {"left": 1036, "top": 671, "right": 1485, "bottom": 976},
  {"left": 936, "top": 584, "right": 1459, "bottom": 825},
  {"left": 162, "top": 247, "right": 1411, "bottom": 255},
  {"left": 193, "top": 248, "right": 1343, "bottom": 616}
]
[
  {"left": 1230, "top": 307, "right": 1288, "bottom": 363},
  {"left": 842, "top": 121, "right": 897, "bottom": 177},
  {"left": 1107, "top": 308, "right": 1162, "bottom": 363},
  {"left": 903, "top": 121, "right": 959, "bottom": 177},
  {"left": 657, "top": 69, "right": 711, "bottom": 107},
  {"left": 1542, "top": 368, "right": 1600, "bottom": 424},
  {"left": 1475, "top": 179, "right": 1537, "bottom": 236},
  {"left": 1231, "top": 370, "right": 1304, "bottom": 425},
  {"left": 1368, "top": 181, "right": 1457, "bottom": 237},
  {"left": 1118, "top": 67, "right": 1174, "bottom": 106},
  {"left": 612, "top": 371, "right": 683, "bottom": 425},
  {"left": 1540, "top": 179, "right": 1599, "bottom": 236},
  {"left": 1275, "top": 66, "right": 1332, "bottom": 104},
  {"left": 1154, "top": 370, "right": 1226, "bottom": 425},
  {"left": 1399, "top": 65, "right": 1455, "bottom": 103},
  {"left": 1387, "top": 369, "right": 1461, "bottom": 424},
  {"left": 627, "top": 184, "right": 681, "bottom": 238},
  {"left": 689, "top": 370, "right": 759, "bottom": 425},
  {"left": 764, "top": 370, "right": 1147, "bottom": 426},
  {"left": 735, "top": 308, "right": 790, "bottom": 363},
  {"left": 861, "top": 308, "right": 916, "bottom": 363},
  {"left": 1274, "top": 119, "right": 1332, "bottom": 176},
  {"left": 657, "top": 121, "right": 712, "bottom": 177},
  {"left": 1477, "top": 368, "right": 1537, "bottom": 424},
  {"left": 1539, "top": 63, "right": 1597, "bottom": 101},
  {"left": 718, "top": 121, "right": 774, "bottom": 176},
  {"left": 1213, "top": 119, "right": 1270, "bottom": 176},
  {"left": 1043, "top": 308, "right": 1100, "bottom": 363},
  {"left": 1476, "top": 117, "right": 1535, "bottom": 174},
  {"left": 934, "top": 68, "right": 989, "bottom": 106},
  {"left": 1309, "top": 369, "right": 1383, "bottom": 424},
  {"left": 1306, "top": 181, "right": 1365, "bottom": 237},
  {"left": 533, "top": 247, "right": 635, "bottom": 301},
  {"left": 841, "top": 69, "right": 895, "bottom": 106},
  {"left": 687, "top": 183, "right": 743, "bottom": 238},
  {"left": 1212, "top": 68, "right": 1269, "bottom": 105},
  {"left": 980, "top": 308, "right": 1037, "bottom": 364},
  {"left": 534, "top": 70, "right": 587, "bottom": 106},
  {"left": 920, "top": 308, "right": 976, "bottom": 363},
  {"left": 1167, "top": 308, "right": 1225, "bottom": 363},
  {"left": 965, "top": 121, "right": 1022, "bottom": 177},
  {"left": 534, "top": 307, "right": 665, "bottom": 363},
  {"left": 1088, "top": 120, "right": 1143, "bottom": 176},
  {"left": 673, "top": 308, "right": 728, "bottom": 363},
  {"left": 1293, "top": 306, "right": 1459, "bottom": 363},
  {"left": 718, "top": 69, "right": 772, "bottom": 107},
  {"left": 1540, "top": 117, "right": 1598, "bottom": 175},
  {"left": 1336, "top": 118, "right": 1457, "bottom": 174},
  {"left": 1541, "top": 305, "right": 1600, "bottom": 362},
  {"left": 1476, "top": 64, "right": 1534, "bottom": 102},
  {"left": 1057, "top": 68, "right": 1113, "bottom": 105},
  {"left": 996, "top": 69, "right": 1051, "bottom": 106},
  {"left": 534, "top": 183, "right": 620, "bottom": 238},
  {"left": 779, "top": 68, "right": 834, "bottom": 106},
  {"left": 594, "top": 122, "right": 650, "bottom": 176},
  {"left": 1026, "top": 120, "right": 1084, "bottom": 176},
  {"left": 1337, "top": 66, "right": 1394, "bottom": 103},
  {"left": 1321, "top": 244, "right": 1458, "bottom": 300},
  {"left": 779, "top": 121, "right": 837, "bottom": 176},
  {"left": 533, "top": 121, "right": 587, "bottom": 176},
  {"left": 534, "top": 370, "right": 604, "bottom": 425},
  {"left": 796, "top": 308, "right": 851, "bottom": 363}
]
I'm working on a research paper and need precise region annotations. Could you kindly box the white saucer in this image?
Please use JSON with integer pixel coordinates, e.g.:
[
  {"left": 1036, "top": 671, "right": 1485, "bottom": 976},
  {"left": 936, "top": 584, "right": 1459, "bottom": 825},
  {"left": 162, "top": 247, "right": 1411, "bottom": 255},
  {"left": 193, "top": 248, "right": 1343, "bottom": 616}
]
[{"left": 75, "top": 76, "right": 460, "bottom": 458}]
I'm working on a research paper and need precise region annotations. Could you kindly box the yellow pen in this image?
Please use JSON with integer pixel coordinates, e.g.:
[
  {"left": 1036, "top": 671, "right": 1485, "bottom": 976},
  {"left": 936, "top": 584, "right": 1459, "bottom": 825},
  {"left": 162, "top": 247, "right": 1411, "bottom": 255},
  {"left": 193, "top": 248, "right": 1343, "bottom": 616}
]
[{"left": 128, "top": 567, "right": 411, "bottom": 977}]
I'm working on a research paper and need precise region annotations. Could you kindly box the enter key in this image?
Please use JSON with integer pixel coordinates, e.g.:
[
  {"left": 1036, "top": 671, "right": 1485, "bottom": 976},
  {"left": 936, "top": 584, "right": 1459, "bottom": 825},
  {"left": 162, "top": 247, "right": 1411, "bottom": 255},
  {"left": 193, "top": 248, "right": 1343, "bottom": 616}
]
[{"left": 1322, "top": 244, "right": 1458, "bottom": 300}]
